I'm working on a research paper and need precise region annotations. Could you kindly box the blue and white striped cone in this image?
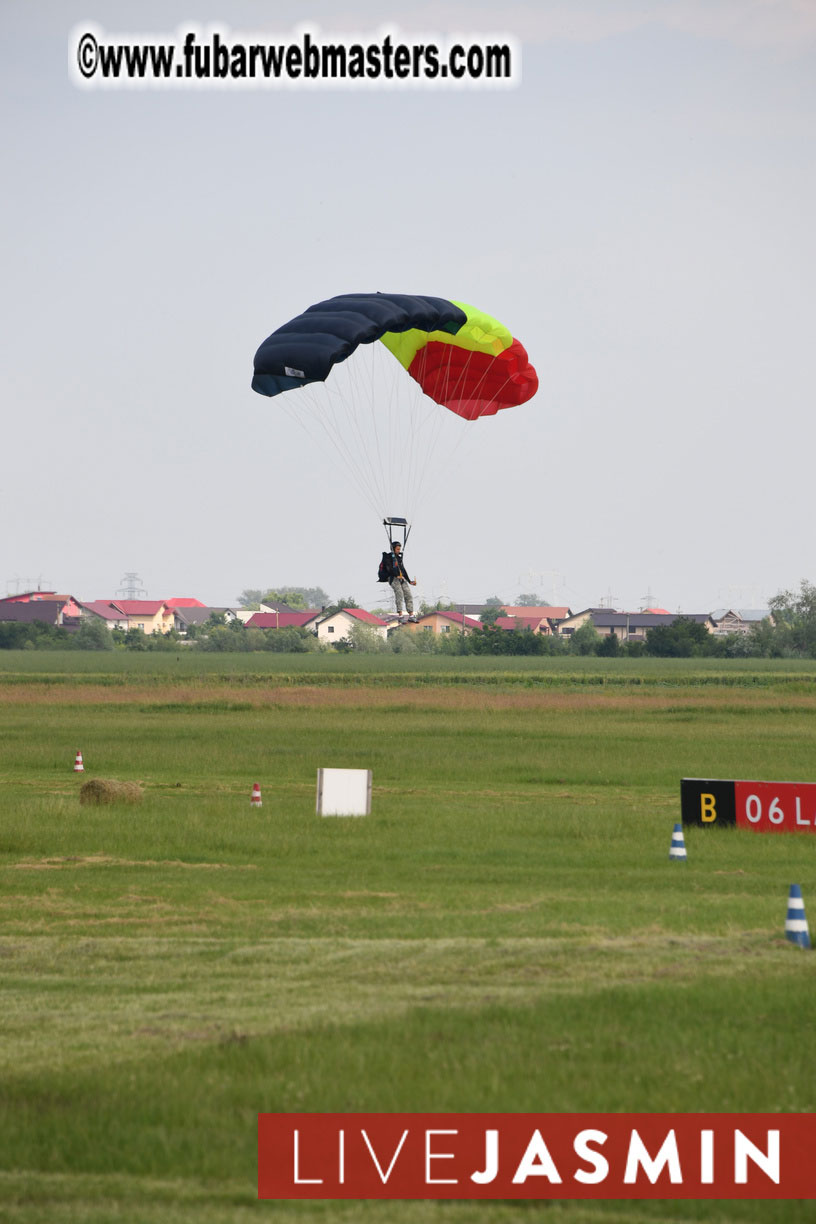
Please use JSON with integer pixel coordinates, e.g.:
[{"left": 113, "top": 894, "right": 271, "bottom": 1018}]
[
  {"left": 785, "top": 884, "right": 811, "bottom": 949},
  {"left": 669, "top": 822, "right": 687, "bottom": 862}
]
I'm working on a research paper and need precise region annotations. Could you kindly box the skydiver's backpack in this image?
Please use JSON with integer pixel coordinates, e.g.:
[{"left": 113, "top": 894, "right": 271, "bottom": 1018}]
[{"left": 377, "top": 552, "right": 393, "bottom": 583}]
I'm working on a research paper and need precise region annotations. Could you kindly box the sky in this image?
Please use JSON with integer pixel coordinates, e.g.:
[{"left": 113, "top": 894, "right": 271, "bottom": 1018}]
[{"left": 2, "top": 0, "right": 815, "bottom": 613}]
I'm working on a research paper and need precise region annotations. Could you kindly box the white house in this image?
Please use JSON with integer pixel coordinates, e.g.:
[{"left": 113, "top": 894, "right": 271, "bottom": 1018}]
[{"left": 314, "top": 608, "right": 389, "bottom": 644}]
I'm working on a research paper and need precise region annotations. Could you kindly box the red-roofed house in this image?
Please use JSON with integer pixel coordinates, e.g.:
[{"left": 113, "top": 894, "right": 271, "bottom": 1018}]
[
  {"left": 0, "top": 600, "right": 77, "bottom": 628},
  {"left": 120, "top": 600, "right": 173, "bottom": 634},
  {"left": 519, "top": 616, "right": 549, "bottom": 633},
  {"left": 408, "top": 610, "right": 482, "bottom": 636},
  {"left": 79, "top": 601, "right": 130, "bottom": 630},
  {"left": 244, "top": 611, "right": 321, "bottom": 630},
  {"left": 89, "top": 600, "right": 173, "bottom": 634},
  {"left": 500, "top": 606, "right": 571, "bottom": 634},
  {"left": 163, "top": 597, "right": 207, "bottom": 609},
  {"left": 494, "top": 615, "right": 548, "bottom": 633},
  {"left": 315, "top": 608, "right": 389, "bottom": 644},
  {"left": 1, "top": 592, "right": 82, "bottom": 620},
  {"left": 1, "top": 590, "right": 58, "bottom": 603}
]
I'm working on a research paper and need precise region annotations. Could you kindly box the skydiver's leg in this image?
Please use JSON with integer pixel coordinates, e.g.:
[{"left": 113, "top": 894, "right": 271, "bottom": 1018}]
[
  {"left": 403, "top": 582, "right": 414, "bottom": 615},
  {"left": 390, "top": 577, "right": 405, "bottom": 614}
]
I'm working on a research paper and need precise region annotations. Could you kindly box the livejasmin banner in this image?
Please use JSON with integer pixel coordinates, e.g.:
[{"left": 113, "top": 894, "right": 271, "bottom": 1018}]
[{"left": 258, "top": 1113, "right": 816, "bottom": 1200}]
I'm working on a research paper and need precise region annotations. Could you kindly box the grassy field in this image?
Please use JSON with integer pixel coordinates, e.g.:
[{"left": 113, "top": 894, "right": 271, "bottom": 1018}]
[{"left": 1, "top": 651, "right": 815, "bottom": 1222}]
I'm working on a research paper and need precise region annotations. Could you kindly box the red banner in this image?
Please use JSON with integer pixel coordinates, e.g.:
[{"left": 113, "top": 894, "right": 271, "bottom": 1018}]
[
  {"left": 258, "top": 1113, "right": 816, "bottom": 1199},
  {"left": 734, "top": 781, "right": 816, "bottom": 833}
]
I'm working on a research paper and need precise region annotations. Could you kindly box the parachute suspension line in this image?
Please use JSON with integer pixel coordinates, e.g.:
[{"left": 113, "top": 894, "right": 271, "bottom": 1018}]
[
  {"left": 372, "top": 340, "right": 405, "bottom": 513},
  {"left": 360, "top": 342, "right": 390, "bottom": 513},
  {"left": 411, "top": 337, "right": 471, "bottom": 520},
  {"left": 332, "top": 344, "right": 388, "bottom": 511},
  {"left": 383, "top": 343, "right": 414, "bottom": 515},
  {"left": 391, "top": 345, "right": 426, "bottom": 522},
  {"left": 306, "top": 380, "right": 381, "bottom": 512},
  {"left": 355, "top": 339, "right": 447, "bottom": 525},
  {"left": 460, "top": 349, "right": 517, "bottom": 413},
  {"left": 403, "top": 350, "right": 455, "bottom": 517},
  {"left": 323, "top": 346, "right": 397, "bottom": 514},
  {"left": 411, "top": 339, "right": 520, "bottom": 421},
  {"left": 279, "top": 381, "right": 384, "bottom": 520},
  {"left": 377, "top": 342, "right": 438, "bottom": 530},
  {"left": 270, "top": 345, "right": 437, "bottom": 526},
  {"left": 405, "top": 343, "right": 476, "bottom": 513}
]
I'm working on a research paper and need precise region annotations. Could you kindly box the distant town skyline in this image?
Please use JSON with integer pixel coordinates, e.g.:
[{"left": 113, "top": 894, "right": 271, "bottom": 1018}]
[{"left": 0, "top": 572, "right": 773, "bottom": 617}]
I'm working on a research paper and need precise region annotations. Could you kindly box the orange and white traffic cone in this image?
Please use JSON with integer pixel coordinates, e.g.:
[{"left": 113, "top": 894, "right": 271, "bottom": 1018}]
[
  {"left": 250, "top": 782, "right": 262, "bottom": 808},
  {"left": 73, "top": 750, "right": 84, "bottom": 773}
]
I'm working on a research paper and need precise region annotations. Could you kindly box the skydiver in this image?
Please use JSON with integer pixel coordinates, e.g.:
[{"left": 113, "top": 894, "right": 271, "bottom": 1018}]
[{"left": 389, "top": 541, "right": 417, "bottom": 622}]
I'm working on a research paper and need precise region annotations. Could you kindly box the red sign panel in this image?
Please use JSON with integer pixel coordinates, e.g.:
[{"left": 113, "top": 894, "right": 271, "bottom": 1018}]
[
  {"left": 258, "top": 1112, "right": 816, "bottom": 1200},
  {"left": 734, "top": 781, "right": 816, "bottom": 833}
]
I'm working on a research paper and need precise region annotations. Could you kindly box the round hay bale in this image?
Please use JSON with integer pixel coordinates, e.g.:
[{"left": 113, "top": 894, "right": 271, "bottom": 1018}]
[{"left": 79, "top": 778, "right": 143, "bottom": 806}]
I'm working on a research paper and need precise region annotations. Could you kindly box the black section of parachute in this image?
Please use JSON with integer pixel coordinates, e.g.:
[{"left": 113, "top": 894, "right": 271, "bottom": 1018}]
[{"left": 251, "top": 293, "right": 466, "bottom": 397}]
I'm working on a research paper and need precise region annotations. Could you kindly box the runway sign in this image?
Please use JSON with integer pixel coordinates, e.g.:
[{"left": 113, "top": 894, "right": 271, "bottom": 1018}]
[{"left": 681, "top": 778, "right": 816, "bottom": 834}]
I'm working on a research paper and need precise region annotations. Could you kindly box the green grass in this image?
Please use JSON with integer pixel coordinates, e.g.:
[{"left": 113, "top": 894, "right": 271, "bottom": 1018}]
[
  {"left": 1, "top": 656, "right": 816, "bottom": 1221},
  {"left": 2, "top": 648, "right": 816, "bottom": 684}
]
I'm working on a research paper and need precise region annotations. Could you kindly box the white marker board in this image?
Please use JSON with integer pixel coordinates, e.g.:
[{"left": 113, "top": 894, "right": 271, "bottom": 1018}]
[{"left": 316, "top": 768, "right": 372, "bottom": 817}]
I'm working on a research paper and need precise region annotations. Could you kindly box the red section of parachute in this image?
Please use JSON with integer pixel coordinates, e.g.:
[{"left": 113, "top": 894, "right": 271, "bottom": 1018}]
[{"left": 406, "top": 338, "right": 538, "bottom": 422}]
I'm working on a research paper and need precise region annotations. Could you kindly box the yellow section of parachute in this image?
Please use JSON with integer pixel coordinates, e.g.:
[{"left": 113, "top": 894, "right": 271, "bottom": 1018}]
[{"left": 380, "top": 300, "right": 512, "bottom": 369}]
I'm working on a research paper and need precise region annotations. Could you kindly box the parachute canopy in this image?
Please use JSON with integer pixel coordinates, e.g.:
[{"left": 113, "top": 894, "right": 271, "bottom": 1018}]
[{"left": 252, "top": 292, "right": 537, "bottom": 421}]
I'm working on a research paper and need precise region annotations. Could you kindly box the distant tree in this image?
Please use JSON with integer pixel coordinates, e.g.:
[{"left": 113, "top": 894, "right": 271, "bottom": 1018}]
[
  {"left": 121, "top": 627, "right": 148, "bottom": 651},
  {"left": 467, "top": 626, "right": 547, "bottom": 656},
  {"left": 708, "top": 631, "right": 759, "bottom": 659},
  {"left": 483, "top": 595, "right": 504, "bottom": 607},
  {"left": 511, "top": 628, "right": 547, "bottom": 655},
  {"left": 768, "top": 580, "right": 816, "bottom": 657},
  {"left": 645, "top": 618, "right": 710, "bottom": 658},
  {"left": 516, "top": 593, "right": 543, "bottom": 607},
  {"left": 438, "top": 628, "right": 470, "bottom": 655},
  {"left": 596, "top": 630, "right": 620, "bottom": 657},
  {"left": 296, "top": 587, "right": 331, "bottom": 609},
  {"left": 321, "top": 596, "right": 359, "bottom": 617},
  {"left": 8, "top": 621, "right": 60, "bottom": 648},
  {"left": 237, "top": 586, "right": 329, "bottom": 609},
  {"left": 347, "top": 623, "right": 390, "bottom": 653},
  {"left": 644, "top": 623, "right": 681, "bottom": 657},
  {"left": 747, "top": 617, "right": 780, "bottom": 657},
  {"left": 263, "top": 587, "right": 330, "bottom": 610},
  {"left": 198, "top": 626, "right": 249, "bottom": 652},
  {"left": 32, "top": 621, "right": 70, "bottom": 649},
  {"left": 237, "top": 589, "right": 265, "bottom": 608},
  {"left": 539, "top": 633, "right": 568, "bottom": 656},
  {"left": 264, "top": 588, "right": 306, "bottom": 609},
  {"left": 570, "top": 620, "right": 600, "bottom": 655},
  {"left": 412, "top": 629, "right": 441, "bottom": 653},
  {"left": 72, "top": 618, "right": 115, "bottom": 651},
  {"left": 418, "top": 599, "right": 457, "bottom": 615},
  {"left": 0, "top": 622, "right": 32, "bottom": 649},
  {"left": 262, "top": 627, "right": 318, "bottom": 653},
  {"left": 142, "top": 629, "right": 182, "bottom": 652},
  {"left": 389, "top": 631, "right": 419, "bottom": 654},
  {"left": 480, "top": 605, "right": 504, "bottom": 626}
]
